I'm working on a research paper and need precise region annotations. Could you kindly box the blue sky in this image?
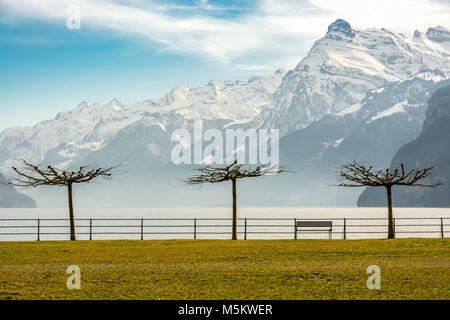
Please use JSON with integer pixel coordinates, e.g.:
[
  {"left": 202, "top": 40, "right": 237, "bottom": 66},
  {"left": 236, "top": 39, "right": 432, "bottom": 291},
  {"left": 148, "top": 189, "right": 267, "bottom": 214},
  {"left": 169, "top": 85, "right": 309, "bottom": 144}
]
[{"left": 1, "top": 0, "right": 449, "bottom": 131}]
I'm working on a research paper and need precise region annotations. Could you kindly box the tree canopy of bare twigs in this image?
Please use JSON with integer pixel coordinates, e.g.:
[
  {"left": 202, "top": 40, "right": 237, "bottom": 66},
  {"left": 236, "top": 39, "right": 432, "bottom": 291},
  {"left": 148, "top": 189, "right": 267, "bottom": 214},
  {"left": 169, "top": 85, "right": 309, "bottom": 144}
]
[
  {"left": 338, "top": 161, "right": 439, "bottom": 188},
  {"left": 185, "top": 160, "right": 290, "bottom": 240},
  {"left": 9, "top": 160, "right": 116, "bottom": 241},
  {"left": 184, "top": 160, "right": 287, "bottom": 185},
  {"left": 338, "top": 161, "right": 441, "bottom": 238},
  {"left": 10, "top": 160, "right": 114, "bottom": 187}
]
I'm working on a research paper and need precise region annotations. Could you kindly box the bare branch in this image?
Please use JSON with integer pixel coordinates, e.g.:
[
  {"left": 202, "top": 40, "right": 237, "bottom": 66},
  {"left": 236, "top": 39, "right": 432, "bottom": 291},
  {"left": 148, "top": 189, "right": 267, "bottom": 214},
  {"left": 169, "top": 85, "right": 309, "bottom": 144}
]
[
  {"left": 337, "top": 161, "right": 441, "bottom": 188},
  {"left": 184, "top": 161, "right": 291, "bottom": 185},
  {"left": 8, "top": 160, "right": 118, "bottom": 188}
]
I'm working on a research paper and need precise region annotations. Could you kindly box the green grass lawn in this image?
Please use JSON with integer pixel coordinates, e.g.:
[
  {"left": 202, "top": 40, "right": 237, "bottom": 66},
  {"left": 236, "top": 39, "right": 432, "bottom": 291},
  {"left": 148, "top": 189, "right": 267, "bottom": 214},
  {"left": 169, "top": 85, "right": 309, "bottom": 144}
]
[{"left": 0, "top": 238, "right": 449, "bottom": 300}]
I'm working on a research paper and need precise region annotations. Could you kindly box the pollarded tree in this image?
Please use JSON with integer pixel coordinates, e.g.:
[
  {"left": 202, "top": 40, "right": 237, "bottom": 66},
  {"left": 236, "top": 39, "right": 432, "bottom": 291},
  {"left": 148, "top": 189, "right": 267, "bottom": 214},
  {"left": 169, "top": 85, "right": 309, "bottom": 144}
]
[
  {"left": 184, "top": 160, "right": 288, "bottom": 240},
  {"left": 338, "top": 161, "right": 440, "bottom": 239},
  {"left": 9, "top": 160, "right": 116, "bottom": 241}
]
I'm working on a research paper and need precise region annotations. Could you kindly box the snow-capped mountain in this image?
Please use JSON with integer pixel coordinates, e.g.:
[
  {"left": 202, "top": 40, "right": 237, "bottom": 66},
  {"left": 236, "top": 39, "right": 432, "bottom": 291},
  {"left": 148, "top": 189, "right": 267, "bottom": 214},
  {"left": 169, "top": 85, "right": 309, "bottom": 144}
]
[
  {"left": 1, "top": 20, "right": 449, "bottom": 207},
  {"left": 0, "top": 69, "right": 285, "bottom": 172},
  {"left": 255, "top": 20, "right": 450, "bottom": 134}
]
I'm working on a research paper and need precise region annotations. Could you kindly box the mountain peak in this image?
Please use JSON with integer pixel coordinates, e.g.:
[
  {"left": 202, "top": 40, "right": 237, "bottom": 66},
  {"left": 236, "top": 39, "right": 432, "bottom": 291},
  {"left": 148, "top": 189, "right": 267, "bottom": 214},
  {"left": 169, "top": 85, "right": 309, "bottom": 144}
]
[
  {"left": 107, "top": 98, "right": 122, "bottom": 106},
  {"left": 106, "top": 98, "right": 123, "bottom": 111},
  {"left": 75, "top": 101, "right": 89, "bottom": 110},
  {"left": 326, "top": 19, "right": 355, "bottom": 40},
  {"left": 426, "top": 26, "right": 450, "bottom": 43},
  {"left": 414, "top": 30, "right": 423, "bottom": 38}
]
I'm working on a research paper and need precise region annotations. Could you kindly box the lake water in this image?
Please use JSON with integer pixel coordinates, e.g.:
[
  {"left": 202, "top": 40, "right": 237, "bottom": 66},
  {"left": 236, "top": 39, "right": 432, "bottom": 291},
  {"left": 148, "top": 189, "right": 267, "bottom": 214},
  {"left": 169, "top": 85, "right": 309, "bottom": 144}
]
[{"left": 0, "top": 207, "right": 449, "bottom": 241}]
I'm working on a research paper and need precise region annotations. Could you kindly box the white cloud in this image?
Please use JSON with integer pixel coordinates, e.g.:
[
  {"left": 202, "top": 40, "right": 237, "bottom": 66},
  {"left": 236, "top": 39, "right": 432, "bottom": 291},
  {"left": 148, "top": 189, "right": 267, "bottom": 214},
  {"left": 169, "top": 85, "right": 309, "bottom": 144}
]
[
  {"left": 0, "top": 0, "right": 449, "bottom": 69},
  {"left": 231, "top": 63, "right": 276, "bottom": 71}
]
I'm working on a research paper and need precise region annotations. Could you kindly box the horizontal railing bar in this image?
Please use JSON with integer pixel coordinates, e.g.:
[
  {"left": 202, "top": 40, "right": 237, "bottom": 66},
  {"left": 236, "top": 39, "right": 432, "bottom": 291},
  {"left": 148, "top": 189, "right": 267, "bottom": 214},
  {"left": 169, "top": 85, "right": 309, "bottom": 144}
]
[
  {"left": 0, "top": 219, "right": 69, "bottom": 221},
  {"left": 1, "top": 217, "right": 449, "bottom": 221},
  {"left": 395, "top": 224, "right": 446, "bottom": 227},
  {"left": 0, "top": 226, "right": 38, "bottom": 228},
  {"left": 2, "top": 224, "right": 444, "bottom": 228},
  {"left": 2, "top": 230, "right": 445, "bottom": 235},
  {"left": 2, "top": 225, "right": 425, "bottom": 229},
  {"left": 242, "top": 217, "right": 449, "bottom": 220},
  {"left": 90, "top": 232, "right": 232, "bottom": 235},
  {"left": 0, "top": 233, "right": 38, "bottom": 235},
  {"left": 0, "top": 226, "right": 90, "bottom": 228},
  {"left": 394, "top": 231, "right": 445, "bottom": 234}
]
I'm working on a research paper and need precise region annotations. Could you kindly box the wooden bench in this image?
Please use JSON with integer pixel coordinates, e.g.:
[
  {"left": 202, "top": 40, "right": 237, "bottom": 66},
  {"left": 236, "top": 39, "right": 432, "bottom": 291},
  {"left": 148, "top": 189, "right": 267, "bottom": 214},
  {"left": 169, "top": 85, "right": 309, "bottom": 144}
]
[{"left": 295, "top": 220, "right": 333, "bottom": 239}]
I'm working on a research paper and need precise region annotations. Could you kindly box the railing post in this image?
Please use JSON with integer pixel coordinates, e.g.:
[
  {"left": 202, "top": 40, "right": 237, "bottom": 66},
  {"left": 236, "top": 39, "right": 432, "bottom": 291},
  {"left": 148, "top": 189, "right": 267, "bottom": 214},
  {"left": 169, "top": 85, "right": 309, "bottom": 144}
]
[
  {"left": 141, "top": 218, "right": 144, "bottom": 240},
  {"left": 89, "top": 219, "right": 92, "bottom": 240},
  {"left": 294, "top": 218, "right": 297, "bottom": 240},
  {"left": 343, "top": 218, "right": 347, "bottom": 240},
  {"left": 393, "top": 218, "right": 396, "bottom": 238},
  {"left": 194, "top": 218, "right": 197, "bottom": 239},
  {"left": 37, "top": 218, "right": 40, "bottom": 241},
  {"left": 244, "top": 218, "right": 247, "bottom": 240},
  {"left": 441, "top": 218, "right": 444, "bottom": 238}
]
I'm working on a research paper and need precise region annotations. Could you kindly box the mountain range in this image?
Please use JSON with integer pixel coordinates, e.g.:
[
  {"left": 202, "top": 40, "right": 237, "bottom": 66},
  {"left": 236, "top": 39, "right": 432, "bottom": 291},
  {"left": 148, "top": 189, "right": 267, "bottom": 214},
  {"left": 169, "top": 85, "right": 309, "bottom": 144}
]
[{"left": 1, "top": 19, "right": 449, "bottom": 207}]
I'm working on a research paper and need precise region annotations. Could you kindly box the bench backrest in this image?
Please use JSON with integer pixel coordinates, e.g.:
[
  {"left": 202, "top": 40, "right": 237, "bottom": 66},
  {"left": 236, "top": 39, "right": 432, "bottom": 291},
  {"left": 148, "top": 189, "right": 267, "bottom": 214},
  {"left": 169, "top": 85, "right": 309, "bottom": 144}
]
[{"left": 297, "top": 221, "right": 332, "bottom": 228}]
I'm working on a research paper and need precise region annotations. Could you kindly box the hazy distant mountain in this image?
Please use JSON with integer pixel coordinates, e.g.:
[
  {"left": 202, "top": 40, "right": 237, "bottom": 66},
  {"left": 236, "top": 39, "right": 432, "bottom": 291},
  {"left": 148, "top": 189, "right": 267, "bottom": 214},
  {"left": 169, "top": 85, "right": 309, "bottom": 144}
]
[
  {"left": 0, "top": 173, "right": 36, "bottom": 208},
  {"left": 358, "top": 85, "right": 450, "bottom": 207},
  {"left": 0, "top": 69, "right": 286, "bottom": 170},
  {"left": 0, "top": 20, "right": 449, "bottom": 207}
]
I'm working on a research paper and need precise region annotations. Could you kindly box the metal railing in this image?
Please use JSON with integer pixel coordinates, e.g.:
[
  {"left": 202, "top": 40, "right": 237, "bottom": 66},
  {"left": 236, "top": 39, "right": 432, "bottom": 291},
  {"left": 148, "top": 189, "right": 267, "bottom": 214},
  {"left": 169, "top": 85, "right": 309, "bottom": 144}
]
[{"left": 0, "top": 217, "right": 448, "bottom": 241}]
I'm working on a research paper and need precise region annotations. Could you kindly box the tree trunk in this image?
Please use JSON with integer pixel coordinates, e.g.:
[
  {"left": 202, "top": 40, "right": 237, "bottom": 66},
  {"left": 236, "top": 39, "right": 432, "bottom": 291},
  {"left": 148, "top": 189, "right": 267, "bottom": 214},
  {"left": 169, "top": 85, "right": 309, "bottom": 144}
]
[
  {"left": 67, "top": 183, "right": 76, "bottom": 241},
  {"left": 386, "top": 185, "right": 395, "bottom": 239},
  {"left": 232, "top": 178, "right": 237, "bottom": 240}
]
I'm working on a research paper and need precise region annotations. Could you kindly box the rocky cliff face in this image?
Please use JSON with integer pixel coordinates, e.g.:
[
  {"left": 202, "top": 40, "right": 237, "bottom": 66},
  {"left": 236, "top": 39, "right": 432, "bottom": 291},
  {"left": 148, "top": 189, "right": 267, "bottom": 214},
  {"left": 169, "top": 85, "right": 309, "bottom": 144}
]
[{"left": 358, "top": 85, "right": 450, "bottom": 207}]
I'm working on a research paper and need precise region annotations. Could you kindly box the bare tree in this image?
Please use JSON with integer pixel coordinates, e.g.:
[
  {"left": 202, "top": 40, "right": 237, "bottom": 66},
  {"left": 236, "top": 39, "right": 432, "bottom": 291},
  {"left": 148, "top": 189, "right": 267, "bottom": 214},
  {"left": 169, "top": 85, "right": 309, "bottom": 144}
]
[
  {"left": 9, "top": 160, "right": 115, "bottom": 241},
  {"left": 185, "top": 160, "right": 288, "bottom": 240},
  {"left": 338, "top": 161, "right": 440, "bottom": 239}
]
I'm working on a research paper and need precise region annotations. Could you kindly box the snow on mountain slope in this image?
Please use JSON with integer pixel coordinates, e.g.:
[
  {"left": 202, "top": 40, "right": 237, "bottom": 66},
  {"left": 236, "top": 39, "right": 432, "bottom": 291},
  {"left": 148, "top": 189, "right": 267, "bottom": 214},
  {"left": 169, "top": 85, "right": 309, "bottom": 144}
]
[
  {"left": 165, "top": 69, "right": 286, "bottom": 121},
  {"left": 425, "top": 26, "right": 450, "bottom": 51},
  {"left": 276, "top": 73, "right": 450, "bottom": 206},
  {"left": 366, "top": 100, "right": 420, "bottom": 123},
  {"left": 256, "top": 20, "right": 450, "bottom": 134}
]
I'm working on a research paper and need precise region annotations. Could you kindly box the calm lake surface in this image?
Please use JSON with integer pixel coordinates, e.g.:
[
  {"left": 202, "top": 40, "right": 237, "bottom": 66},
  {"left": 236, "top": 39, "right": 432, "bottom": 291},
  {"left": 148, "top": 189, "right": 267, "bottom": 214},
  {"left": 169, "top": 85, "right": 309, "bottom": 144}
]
[{"left": 0, "top": 207, "right": 449, "bottom": 241}]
